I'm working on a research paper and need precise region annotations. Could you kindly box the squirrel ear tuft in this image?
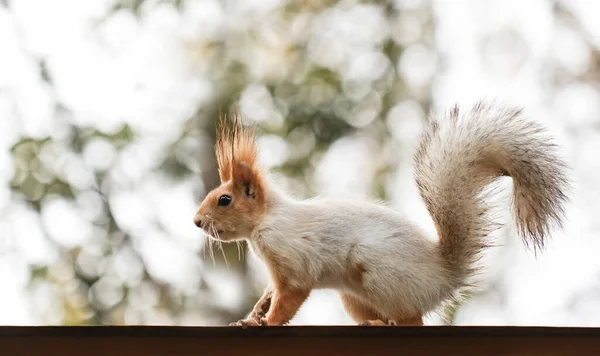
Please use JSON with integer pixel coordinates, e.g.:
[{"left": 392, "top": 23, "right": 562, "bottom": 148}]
[{"left": 233, "top": 161, "right": 258, "bottom": 198}]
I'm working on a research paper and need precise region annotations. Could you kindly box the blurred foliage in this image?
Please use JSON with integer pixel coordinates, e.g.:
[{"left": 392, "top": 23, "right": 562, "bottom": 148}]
[
  {"left": 2, "top": 0, "right": 436, "bottom": 325},
  {"left": 3, "top": 0, "right": 599, "bottom": 326},
  {"left": 36, "top": 0, "right": 600, "bottom": 326}
]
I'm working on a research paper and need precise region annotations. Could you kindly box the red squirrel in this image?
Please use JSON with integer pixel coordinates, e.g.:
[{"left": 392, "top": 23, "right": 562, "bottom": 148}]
[{"left": 192, "top": 101, "right": 569, "bottom": 327}]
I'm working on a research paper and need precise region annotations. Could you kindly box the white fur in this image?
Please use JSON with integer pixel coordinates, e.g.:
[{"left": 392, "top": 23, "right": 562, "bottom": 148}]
[
  {"left": 241, "top": 101, "right": 569, "bottom": 323},
  {"left": 250, "top": 193, "right": 451, "bottom": 317}
]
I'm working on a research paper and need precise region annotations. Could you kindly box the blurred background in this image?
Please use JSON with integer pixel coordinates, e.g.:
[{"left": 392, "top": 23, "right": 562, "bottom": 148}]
[{"left": 1, "top": 0, "right": 599, "bottom": 326}]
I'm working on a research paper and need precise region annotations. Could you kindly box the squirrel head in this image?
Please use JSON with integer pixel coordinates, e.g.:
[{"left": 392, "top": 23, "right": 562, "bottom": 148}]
[{"left": 193, "top": 111, "right": 266, "bottom": 242}]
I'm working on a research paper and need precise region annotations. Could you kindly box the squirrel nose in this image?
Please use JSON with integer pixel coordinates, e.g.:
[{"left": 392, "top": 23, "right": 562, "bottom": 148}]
[{"left": 193, "top": 215, "right": 203, "bottom": 228}]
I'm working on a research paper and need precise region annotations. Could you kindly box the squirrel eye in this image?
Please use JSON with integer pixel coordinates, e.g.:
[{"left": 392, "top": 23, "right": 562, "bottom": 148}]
[{"left": 217, "top": 195, "right": 232, "bottom": 207}]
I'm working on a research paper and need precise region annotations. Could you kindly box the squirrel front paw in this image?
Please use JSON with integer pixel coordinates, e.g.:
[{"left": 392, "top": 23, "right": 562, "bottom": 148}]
[{"left": 229, "top": 317, "right": 268, "bottom": 329}]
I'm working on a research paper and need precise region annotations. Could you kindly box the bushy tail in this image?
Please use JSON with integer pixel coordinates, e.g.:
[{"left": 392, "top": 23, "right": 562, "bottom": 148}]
[{"left": 413, "top": 101, "right": 569, "bottom": 289}]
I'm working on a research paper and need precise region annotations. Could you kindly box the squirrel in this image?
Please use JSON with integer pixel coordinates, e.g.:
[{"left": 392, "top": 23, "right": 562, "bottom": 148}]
[{"left": 192, "top": 101, "right": 569, "bottom": 327}]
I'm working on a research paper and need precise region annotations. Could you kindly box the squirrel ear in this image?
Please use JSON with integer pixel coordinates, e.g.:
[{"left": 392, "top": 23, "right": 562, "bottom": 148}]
[{"left": 233, "top": 161, "right": 258, "bottom": 198}]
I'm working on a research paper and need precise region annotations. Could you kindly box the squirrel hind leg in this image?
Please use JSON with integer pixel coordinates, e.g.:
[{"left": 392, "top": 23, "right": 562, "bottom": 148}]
[
  {"left": 392, "top": 315, "right": 424, "bottom": 326},
  {"left": 340, "top": 292, "right": 424, "bottom": 326},
  {"left": 341, "top": 294, "right": 391, "bottom": 326},
  {"left": 340, "top": 293, "right": 382, "bottom": 320}
]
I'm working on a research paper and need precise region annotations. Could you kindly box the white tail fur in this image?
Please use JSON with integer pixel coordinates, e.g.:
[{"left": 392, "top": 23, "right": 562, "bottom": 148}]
[{"left": 413, "top": 102, "right": 569, "bottom": 290}]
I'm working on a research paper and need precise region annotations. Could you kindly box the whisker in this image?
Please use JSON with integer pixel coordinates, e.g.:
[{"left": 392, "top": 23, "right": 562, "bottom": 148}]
[
  {"left": 198, "top": 229, "right": 206, "bottom": 259},
  {"left": 218, "top": 240, "right": 230, "bottom": 269},
  {"left": 207, "top": 225, "right": 216, "bottom": 266},
  {"left": 235, "top": 240, "right": 242, "bottom": 261},
  {"left": 201, "top": 237, "right": 207, "bottom": 259}
]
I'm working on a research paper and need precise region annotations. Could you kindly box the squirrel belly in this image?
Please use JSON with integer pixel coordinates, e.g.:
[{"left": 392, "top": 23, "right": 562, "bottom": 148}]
[{"left": 194, "top": 102, "right": 569, "bottom": 326}]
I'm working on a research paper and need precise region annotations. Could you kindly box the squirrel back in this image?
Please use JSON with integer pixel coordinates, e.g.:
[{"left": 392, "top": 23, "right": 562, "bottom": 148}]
[{"left": 414, "top": 102, "right": 569, "bottom": 291}]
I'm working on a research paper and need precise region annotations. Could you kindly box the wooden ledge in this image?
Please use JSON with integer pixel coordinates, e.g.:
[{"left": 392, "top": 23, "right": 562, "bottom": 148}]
[{"left": 2, "top": 325, "right": 599, "bottom": 355}]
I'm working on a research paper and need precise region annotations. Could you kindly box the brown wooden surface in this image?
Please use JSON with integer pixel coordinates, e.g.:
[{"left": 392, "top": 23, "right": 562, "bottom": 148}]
[{"left": 1, "top": 325, "right": 599, "bottom": 356}]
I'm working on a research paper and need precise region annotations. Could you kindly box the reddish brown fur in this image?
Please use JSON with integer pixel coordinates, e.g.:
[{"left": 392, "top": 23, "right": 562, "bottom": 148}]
[
  {"left": 215, "top": 109, "right": 260, "bottom": 184},
  {"left": 341, "top": 293, "right": 382, "bottom": 321},
  {"left": 395, "top": 314, "right": 423, "bottom": 326},
  {"left": 345, "top": 243, "right": 367, "bottom": 289},
  {"left": 349, "top": 262, "right": 366, "bottom": 287},
  {"left": 196, "top": 111, "right": 315, "bottom": 326},
  {"left": 249, "top": 287, "right": 273, "bottom": 320},
  {"left": 265, "top": 287, "right": 312, "bottom": 326},
  {"left": 341, "top": 293, "right": 423, "bottom": 326},
  {"left": 245, "top": 233, "right": 316, "bottom": 326},
  {"left": 231, "top": 252, "right": 313, "bottom": 326},
  {"left": 193, "top": 109, "right": 267, "bottom": 242},
  {"left": 260, "top": 241, "right": 314, "bottom": 313}
]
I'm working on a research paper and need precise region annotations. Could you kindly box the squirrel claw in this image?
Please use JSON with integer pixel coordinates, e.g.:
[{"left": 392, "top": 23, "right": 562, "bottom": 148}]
[{"left": 230, "top": 317, "right": 268, "bottom": 329}]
